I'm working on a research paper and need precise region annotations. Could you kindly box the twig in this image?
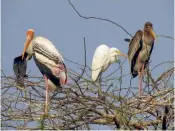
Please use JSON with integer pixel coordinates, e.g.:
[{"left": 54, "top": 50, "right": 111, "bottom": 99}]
[
  {"left": 68, "top": 0, "right": 132, "bottom": 37},
  {"left": 76, "top": 37, "right": 87, "bottom": 82},
  {"left": 156, "top": 34, "right": 175, "bottom": 40}
]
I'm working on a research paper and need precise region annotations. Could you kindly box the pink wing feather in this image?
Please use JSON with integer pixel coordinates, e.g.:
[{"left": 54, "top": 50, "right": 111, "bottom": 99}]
[{"left": 51, "top": 63, "right": 67, "bottom": 85}]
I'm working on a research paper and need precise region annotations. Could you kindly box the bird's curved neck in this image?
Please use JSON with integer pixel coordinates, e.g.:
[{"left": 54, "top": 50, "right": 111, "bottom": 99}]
[{"left": 110, "top": 55, "right": 116, "bottom": 64}]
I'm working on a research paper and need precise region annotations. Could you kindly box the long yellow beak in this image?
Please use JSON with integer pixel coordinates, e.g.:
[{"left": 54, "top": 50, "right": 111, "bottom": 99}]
[
  {"left": 150, "top": 28, "right": 156, "bottom": 40},
  {"left": 22, "top": 29, "right": 34, "bottom": 60},
  {"left": 22, "top": 36, "right": 31, "bottom": 60},
  {"left": 118, "top": 51, "right": 128, "bottom": 58}
]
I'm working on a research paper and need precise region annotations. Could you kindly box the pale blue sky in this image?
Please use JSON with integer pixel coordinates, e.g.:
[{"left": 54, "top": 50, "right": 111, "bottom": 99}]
[{"left": 2, "top": 0, "right": 174, "bottom": 130}]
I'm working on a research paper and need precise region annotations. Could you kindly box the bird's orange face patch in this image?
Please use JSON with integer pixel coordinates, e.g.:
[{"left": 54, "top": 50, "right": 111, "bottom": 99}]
[{"left": 27, "top": 29, "right": 34, "bottom": 40}]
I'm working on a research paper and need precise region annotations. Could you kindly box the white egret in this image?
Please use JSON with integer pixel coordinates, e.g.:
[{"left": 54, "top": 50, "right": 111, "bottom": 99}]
[{"left": 91, "top": 44, "right": 127, "bottom": 96}]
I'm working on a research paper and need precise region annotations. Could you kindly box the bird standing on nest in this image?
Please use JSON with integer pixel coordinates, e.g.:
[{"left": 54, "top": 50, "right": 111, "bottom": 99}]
[
  {"left": 127, "top": 22, "right": 156, "bottom": 96},
  {"left": 91, "top": 44, "right": 127, "bottom": 97},
  {"left": 21, "top": 29, "right": 67, "bottom": 114}
]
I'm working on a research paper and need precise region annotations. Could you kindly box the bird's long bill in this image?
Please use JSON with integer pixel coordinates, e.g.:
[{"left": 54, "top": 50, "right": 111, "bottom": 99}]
[
  {"left": 150, "top": 28, "right": 156, "bottom": 40},
  {"left": 22, "top": 31, "right": 33, "bottom": 60},
  {"left": 118, "top": 51, "right": 128, "bottom": 58}
]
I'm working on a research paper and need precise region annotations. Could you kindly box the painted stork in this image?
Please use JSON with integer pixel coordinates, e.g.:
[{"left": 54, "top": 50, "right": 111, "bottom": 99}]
[
  {"left": 91, "top": 44, "right": 127, "bottom": 96},
  {"left": 128, "top": 22, "right": 156, "bottom": 96},
  {"left": 13, "top": 52, "right": 28, "bottom": 86},
  {"left": 21, "top": 29, "right": 67, "bottom": 114}
]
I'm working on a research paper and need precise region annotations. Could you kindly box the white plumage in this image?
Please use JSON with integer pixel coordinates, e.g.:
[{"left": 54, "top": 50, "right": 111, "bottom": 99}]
[
  {"left": 27, "top": 36, "right": 67, "bottom": 87},
  {"left": 21, "top": 29, "right": 67, "bottom": 114},
  {"left": 91, "top": 44, "right": 127, "bottom": 81},
  {"left": 33, "top": 37, "right": 64, "bottom": 65}
]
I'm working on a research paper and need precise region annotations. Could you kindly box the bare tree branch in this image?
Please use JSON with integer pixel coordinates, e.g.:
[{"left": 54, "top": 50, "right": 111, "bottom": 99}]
[{"left": 68, "top": 0, "right": 133, "bottom": 37}]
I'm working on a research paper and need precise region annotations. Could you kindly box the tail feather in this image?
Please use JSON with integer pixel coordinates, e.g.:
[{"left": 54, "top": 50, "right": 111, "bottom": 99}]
[
  {"left": 23, "top": 74, "right": 28, "bottom": 78},
  {"left": 132, "top": 71, "right": 138, "bottom": 78}
]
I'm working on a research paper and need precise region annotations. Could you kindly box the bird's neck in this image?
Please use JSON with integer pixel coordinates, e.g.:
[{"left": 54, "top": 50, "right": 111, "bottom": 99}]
[
  {"left": 110, "top": 55, "right": 116, "bottom": 64},
  {"left": 143, "top": 30, "right": 154, "bottom": 45}
]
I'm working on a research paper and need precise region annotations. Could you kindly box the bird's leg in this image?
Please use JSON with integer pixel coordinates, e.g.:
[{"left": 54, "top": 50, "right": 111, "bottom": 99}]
[
  {"left": 141, "top": 64, "right": 146, "bottom": 76},
  {"left": 138, "top": 71, "right": 142, "bottom": 96},
  {"left": 98, "top": 72, "right": 102, "bottom": 98},
  {"left": 138, "top": 56, "right": 142, "bottom": 96},
  {"left": 140, "top": 63, "right": 145, "bottom": 95},
  {"left": 97, "top": 72, "right": 106, "bottom": 102},
  {"left": 43, "top": 75, "right": 49, "bottom": 115}
]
